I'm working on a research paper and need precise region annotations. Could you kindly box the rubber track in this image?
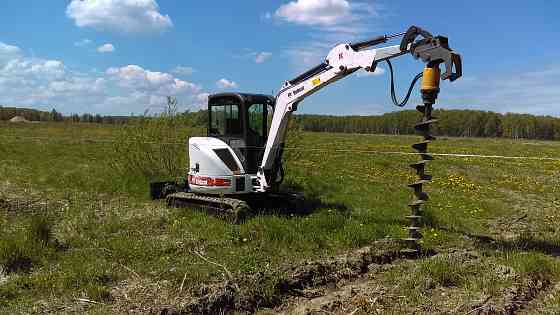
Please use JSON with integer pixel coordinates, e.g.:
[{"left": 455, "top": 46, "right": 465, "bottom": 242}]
[{"left": 166, "top": 192, "right": 250, "bottom": 223}]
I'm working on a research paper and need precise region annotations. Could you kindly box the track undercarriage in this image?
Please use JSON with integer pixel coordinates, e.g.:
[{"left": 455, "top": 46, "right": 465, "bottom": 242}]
[{"left": 165, "top": 190, "right": 306, "bottom": 223}]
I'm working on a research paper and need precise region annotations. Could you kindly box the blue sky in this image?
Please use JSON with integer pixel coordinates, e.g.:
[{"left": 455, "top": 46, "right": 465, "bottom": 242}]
[{"left": 0, "top": 0, "right": 558, "bottom": 116}]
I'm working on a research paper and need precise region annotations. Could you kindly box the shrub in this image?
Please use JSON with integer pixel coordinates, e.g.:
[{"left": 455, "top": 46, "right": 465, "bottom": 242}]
[{"left": 110, "top": 97, "right": 203, "bottom": 183}]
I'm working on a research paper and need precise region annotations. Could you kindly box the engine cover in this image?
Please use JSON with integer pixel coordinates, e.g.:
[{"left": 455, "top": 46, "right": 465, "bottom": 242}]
[{"left": 188, "top": 137, "right": 253, "bottom": 194}]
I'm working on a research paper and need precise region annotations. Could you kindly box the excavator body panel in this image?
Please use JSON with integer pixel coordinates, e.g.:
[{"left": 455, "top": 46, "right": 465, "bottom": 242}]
[
  {"left": 188, "top": 136, "right": 254, "bottom": 194},
  {"left": 186, "top": 93, "right": 275, "bottom": 195}
]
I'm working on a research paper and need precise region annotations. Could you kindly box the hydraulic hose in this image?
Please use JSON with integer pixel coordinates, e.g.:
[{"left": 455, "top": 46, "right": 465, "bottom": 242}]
[{"left": 385, "top": 59, "right": 423, "bottom": 107}]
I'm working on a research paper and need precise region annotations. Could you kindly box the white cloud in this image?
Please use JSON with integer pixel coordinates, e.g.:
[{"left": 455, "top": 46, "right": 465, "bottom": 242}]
[
  {"left": 216, "top": 78, "right": 238, "bottom": 89},
  {"left": 194, "top": 92, "right": 210, "bottom": 108},
  {"left": 0, "top": 42, "right": 22, "bottom": 62},
  {"left": 97, "top": 43, "right": 115, "bottom": 53},
  {"left": 74, "top": 39, "right": 93, "bottom": 47},
  {"left": 106, "top": 65, "right": 201, "bottom": 96},
  {"left": 0, "top": 42, "right": 22, "bottom": 56},
  {"left": 0, "top": 44, "right": 207, "bottom": 115},
  {"left": 48, "top": 78, "right": 106, "bottom": 94},
  {"left": 3, "top": 59, "right": 66, "bottom": 79},
  {"left": 275, "top": 0, "right": 352, "bottom": 26},
  {"left": 255, "top": 52, "right": 272, "bottom": 64},
  {"left": 172, "top": 66, "right": 195, "bottom": 76},
  {"left": 66, "top": 0, "right": 173, "bottom": 34},
  {"left": 274, "top": 0, "right": 376, "bottom": 30},
  {"left": 0, "top": 57, "right": 105, "bottom": 112},
  {"left": 356, "top": 66, "right": 385, "bottom": 77},
  {"left": 275, "top": 1, "right": 379, "bottom": 72}
]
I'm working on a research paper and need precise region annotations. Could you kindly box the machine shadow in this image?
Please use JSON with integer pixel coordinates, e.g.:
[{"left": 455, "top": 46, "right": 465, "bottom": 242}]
[
  {"left": 413, "top": 208, "right": 560, "bottom": 257},
  {"left": 243, "top": 182, "right": 349, "bottom": 219},
  {"left": 465, "top": 233, "right": 560, "bottom": 257},
  {"left": 421, "top": 216, "right": 560, "bottom": 258}
]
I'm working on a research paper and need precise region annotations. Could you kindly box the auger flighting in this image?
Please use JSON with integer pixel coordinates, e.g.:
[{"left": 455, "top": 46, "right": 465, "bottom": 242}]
[{"left": 406, "top": 63, "right": 442, "bottom": 249}]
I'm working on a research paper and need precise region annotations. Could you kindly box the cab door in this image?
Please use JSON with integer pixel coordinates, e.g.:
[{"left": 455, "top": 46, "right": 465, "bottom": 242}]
[
  {"left": 245, "top": 103, "right": 269, "bottom": 174},
  {"left": 208, "top": 99, "right": 246, "bottom": 172}
]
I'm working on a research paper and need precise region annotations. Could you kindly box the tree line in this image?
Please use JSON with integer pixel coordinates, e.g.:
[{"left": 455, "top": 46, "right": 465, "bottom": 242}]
[
  {"left": 0, "top": 106, "right": 128, "bottom": 124},
  {"left": 3, "top": 105, "right": 559, "bottom": 140},
  {"left": 293, "top": 109, "right": 560, "bottom": 140}
]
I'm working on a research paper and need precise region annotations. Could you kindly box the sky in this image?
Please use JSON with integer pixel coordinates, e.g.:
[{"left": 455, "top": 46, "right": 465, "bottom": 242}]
[{"left": 0, "top": 0, "right": 558, "bottom": 116}]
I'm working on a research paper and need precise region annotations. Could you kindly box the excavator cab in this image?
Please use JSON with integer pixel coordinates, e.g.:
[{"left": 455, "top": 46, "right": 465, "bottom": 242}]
[{"left": 208, "top": 93, "right": 275, "bottom": 174}]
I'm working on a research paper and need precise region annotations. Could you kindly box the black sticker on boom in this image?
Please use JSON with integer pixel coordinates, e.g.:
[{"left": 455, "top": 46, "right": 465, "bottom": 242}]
[{"left": 288, "top": 86, "right": 304, "bottom": 98}]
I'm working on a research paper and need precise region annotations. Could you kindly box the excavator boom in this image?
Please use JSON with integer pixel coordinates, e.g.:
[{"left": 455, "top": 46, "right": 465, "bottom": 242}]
[{"left": 256, "top": 26, "right": 461, "bottom": 191}]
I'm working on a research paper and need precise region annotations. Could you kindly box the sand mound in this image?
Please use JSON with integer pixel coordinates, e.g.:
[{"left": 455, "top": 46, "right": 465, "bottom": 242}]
[{"left": 9, "top": 116, "right": 29, "bottom": 123}]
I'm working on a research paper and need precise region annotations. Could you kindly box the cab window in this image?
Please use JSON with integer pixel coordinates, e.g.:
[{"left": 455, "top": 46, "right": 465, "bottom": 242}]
[
  {"left": 210, "top": 104, "right": 241, "bottom": 136},
  {"left": 248, "top": 103, "right": 265, "bottom": 137}
]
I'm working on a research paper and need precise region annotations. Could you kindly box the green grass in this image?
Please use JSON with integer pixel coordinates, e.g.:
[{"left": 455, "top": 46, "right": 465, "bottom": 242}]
[
  {"left": 0, "top": 215, "right": 54, "bottom": 273},
  {"left": 0, "top": 121, "right": 559, "bottom": 313}
]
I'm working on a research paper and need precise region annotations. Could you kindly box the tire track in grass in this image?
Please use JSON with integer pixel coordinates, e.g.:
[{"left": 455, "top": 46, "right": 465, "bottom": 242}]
[
  {"left": 179, "top": 241, "right": 434, "bottom": 314},
  {"left": 153, "top": 240, "right": 554, "bottom": 314}
]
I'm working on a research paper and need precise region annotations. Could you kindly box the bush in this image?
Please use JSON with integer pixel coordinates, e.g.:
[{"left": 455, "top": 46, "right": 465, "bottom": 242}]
[{"left": 110, "top": 97, "right": 203, "bottom": 183}]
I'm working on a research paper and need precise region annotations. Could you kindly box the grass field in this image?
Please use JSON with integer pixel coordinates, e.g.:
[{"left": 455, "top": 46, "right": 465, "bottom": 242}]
[{"left": 1, "top": 121, "right": 560, "bottom": 314}]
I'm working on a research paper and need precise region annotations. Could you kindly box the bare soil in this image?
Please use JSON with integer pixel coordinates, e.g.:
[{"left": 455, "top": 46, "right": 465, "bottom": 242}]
[{"left": 102, "top": 242, "right": 557, "bottom": 315}]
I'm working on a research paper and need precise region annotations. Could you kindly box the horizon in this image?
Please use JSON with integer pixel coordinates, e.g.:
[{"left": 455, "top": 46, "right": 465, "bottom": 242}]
[
  {"left": 3, "top": 104, "right": 560, "bottom": 120},
  {"left": 1, "top": 1, "right": 558, "bottom": 117}
]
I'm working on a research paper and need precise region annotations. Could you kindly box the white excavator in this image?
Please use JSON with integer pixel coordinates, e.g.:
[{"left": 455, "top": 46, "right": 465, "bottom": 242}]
[{"left": 151, "top": 26, "right": 462, "bottom": 245}]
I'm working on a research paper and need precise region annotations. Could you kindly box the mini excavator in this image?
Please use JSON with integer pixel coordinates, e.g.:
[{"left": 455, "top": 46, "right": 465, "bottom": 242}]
[{"left": 151, "top": 26, "right": 462, "bottom": 245}]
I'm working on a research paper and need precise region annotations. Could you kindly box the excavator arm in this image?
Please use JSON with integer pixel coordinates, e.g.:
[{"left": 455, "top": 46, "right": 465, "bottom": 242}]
[{"left": 256, "top": 25, "right": 462, "bottom": 192}]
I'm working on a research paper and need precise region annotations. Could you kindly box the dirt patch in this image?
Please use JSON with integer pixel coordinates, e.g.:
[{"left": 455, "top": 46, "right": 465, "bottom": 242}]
[
  {"left": 110, "top": 278, "right": 187, "bottom": 314},
  {"left": 276, "top": 267, "right": 398, "bottom": 315},
  {"left": 280, "top": 245, "right": 435, "bottom": 289},
  {"left": 172, "top": 241, "right": 431, "bottom": 314},
  {"left": 0, "top": 182, "right": 63, "bottom": 215},
  {"left": 103, "top": 241, "right": 428, "bottom": 314},
  {"left": 265, "top": 248, "right": 554, "bottom": 315},
  {"left": 110, "top": 245, "right": 535, "bottom": 315},
  {"left": 458, "top": 278, "right": 549, "bottom": 315},
  {"left": 273, "top": 250, "right": 477, "bottom": 315},
  {"left": 520, "top": 281, "right": 560, "bottom": 314}
]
